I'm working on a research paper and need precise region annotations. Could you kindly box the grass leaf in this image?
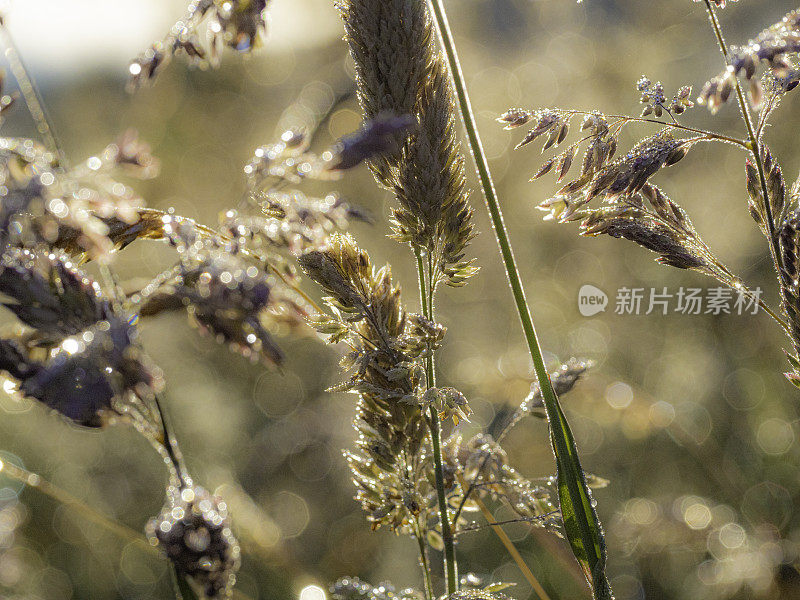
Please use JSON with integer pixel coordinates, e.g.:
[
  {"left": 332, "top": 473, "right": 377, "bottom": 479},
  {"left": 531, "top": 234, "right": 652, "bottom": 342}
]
[{"left": 546, "top": 398, "right": 613, "bottom": 599}]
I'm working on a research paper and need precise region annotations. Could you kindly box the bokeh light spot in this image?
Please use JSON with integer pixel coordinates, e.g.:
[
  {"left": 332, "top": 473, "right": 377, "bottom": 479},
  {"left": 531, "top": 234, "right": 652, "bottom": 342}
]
[
  {"left": 756, "top": 418, "right": 794, "bottom": 455},
  {"left": 606, "top": 382, "right": 633, "bottom": 409},
  {"left": 300, "top": 584, "right": 326, "bottom": 600}
]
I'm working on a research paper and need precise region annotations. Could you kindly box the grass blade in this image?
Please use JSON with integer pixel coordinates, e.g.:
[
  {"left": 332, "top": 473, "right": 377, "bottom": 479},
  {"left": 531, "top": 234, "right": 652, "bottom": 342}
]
[
  {"left": 549, "top": 402, "right": 611, "bottom": 598},
  {"left": 425, "top": 0, "right": 613, "bottom": 596}
]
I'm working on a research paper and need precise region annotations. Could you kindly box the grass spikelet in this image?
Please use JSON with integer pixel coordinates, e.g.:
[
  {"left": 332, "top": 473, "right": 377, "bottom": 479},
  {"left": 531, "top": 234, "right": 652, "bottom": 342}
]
[{"left": 336, "top": 0, "right": 477, "bottom": 287}]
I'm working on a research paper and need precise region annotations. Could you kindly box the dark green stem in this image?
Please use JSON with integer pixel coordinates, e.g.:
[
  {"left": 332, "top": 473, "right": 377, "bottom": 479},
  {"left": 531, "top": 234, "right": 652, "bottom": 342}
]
[
  {"left": 416, "top": 249, "right": 457, "bottom": 596},
  {"left": 416, "top": 250, "right": 429, "bottom": 317},
  {"left": 428, "top": 408, "right": 457, "bottom": 595},
  {"left": 426, "top": 0, "right": 611, "bottom": 596}
]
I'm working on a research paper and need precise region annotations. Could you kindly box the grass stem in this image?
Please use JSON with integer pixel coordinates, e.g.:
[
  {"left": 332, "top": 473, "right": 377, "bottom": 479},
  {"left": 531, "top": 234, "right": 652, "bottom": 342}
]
[
  {"left": 416, "top": 248, "right": 458, "bottom": 596},
  {"left": 0, "top": 458, "right": 145, "bottom": 544},
  {"left": 702, "top": 1, "right": 783, "bottom": 278},
  {"left": 415, "top": 519, "right": 435, "bottom": 600},
  {"left": 426, "top": 1, "right": 611, "bottom": 596}
]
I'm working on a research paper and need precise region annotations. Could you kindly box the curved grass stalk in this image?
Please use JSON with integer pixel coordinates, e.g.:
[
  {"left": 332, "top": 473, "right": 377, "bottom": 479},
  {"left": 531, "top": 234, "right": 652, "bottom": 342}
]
[
  {"left": 0, "top": 457, "right": 146, "bottom": 544},
  {"left": 426, "top": 1, "right": 613, "bottom": 597}
]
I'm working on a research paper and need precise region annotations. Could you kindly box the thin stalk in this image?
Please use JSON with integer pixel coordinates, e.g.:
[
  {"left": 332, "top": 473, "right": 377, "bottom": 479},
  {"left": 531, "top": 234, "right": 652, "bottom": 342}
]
[
  {"left": 415, "top": 519, "right": 435, "bottom": 600},
  {"left": 560, "top": 109, "right": 748, "bottom": 147},
  {"left": 265, "top": 262, "right": 326, "bottom": 315},
  {"left": 428, "top": 409, "right": 456, "bottom": 594},
  {"left": 416, "top": 248, "right": 458, "bottom": 596},
  {"left": 426, "top": 1, "right": 611, "bottom": 596},
  {"left": 151, "top": 393, "right": 190, "bottom": 488},
  {"left": 702, "top": 1, "right": 782, "bottom": 276},
  {"left": 457, "top": 514, "right": 558, "bottom": 532},
  {"left": 96, "top": 260, "right": 189, "bottom": 491},
  {"left": 456, "top": 473, "right": 553, "bottom": 600},
  {"left": 451, "top": 451, "right": 491, "bottom": 527},
  {"left": 427, "top": 251, "right": 436, "bottom": 326},
  {"left": 758, "top": 297, "right": 790, "bottom": 334},
  {"left": 416, "top": 250, "right": 429, "bottom": 317},
  {"left": 613, "top": 116, "right": 744, "bottom": 146},
  {"left": 0, "top": 25, "right": 66, "bottom": 167},
  {"left": 0, "top": 458, "right": 146, "bottom": 544}
]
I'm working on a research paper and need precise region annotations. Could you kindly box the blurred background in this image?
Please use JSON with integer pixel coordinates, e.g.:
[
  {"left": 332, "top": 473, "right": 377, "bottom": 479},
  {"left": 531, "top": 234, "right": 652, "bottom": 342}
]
[{"left": 1, "top": 0, "right": 800, "bottom": 598}]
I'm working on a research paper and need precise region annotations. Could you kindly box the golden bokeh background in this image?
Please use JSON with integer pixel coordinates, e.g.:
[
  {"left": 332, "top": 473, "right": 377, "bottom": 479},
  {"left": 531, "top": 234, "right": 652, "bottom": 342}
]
[{"left": 1, "top": 1, "right": 800, "bottom": 598}]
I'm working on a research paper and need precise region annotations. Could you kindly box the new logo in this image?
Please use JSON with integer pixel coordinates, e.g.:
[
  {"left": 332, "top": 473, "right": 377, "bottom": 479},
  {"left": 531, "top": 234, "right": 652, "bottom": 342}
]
[{"left": 578, "top": 284, "right": 608, "bottom": 316}]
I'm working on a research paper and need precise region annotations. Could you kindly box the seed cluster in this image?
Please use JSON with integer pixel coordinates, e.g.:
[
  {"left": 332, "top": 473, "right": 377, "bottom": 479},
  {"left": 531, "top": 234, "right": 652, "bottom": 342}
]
[
  {"left": 499, "top": 358, "right": 593, "bottom": 438},
  {"left": 128, "top": 0, "right": 271, "bottom": 89},
  {"left": 699, "top": 9, "right": 800, "bottom": 112},
  {"left": 443, "top": 432, "right": 559, "bottom": 530},
  {"left": 0, "top": 249, "right": 161, "bottom": 427},
  {"left": 300, "top": 234, "right": 437, "bottom": 532},
  {"left": 501, "top": 6, "right": 800, "bottom": 397},
  {"left": 146, "top": 485, "right": 241, "bottom": 599},
  {"left": 637, "top": 77, "right": 694, "bottom": 117},
  {"left": 0, "top": 127, "right": 158, "bottom": 262},
  {"left": 337, "top": 0, "right": 477, "bottom": 287}
]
